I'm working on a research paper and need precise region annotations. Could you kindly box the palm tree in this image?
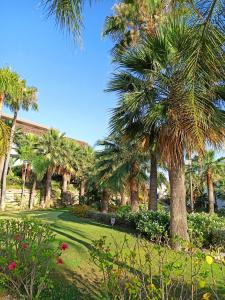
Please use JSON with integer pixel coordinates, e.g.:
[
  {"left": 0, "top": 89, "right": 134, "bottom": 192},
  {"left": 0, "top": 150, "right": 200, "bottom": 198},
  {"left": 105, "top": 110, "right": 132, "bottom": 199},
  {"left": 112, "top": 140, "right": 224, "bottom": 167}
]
[
  {"left": 41, "top": 0, "right": 89, "bottom": 40},
  {"left": 0, "top": 74, "right": 38, "bottom": 210},
  {"left": 76, "top": 145, "right": 95, "bottom": 200},
  {"left": 107, "top": 8, "right": 225, "bottom": 244},
  {"left": 103, "top": 0, "right": 170, "bottom": 54},
  {"left": 0, "top": 68, "right": 20, "bottom": 176},
  {"left": 96, "top": 138, "right": 148, "bottom": 212},
  {"left": 37, "top": 129, "right": 66, "bottom": 207},
  {"left": 17, "top": 134, "right": 47, "bottom": 209},
  {"left": 192, "top": 151, "right": 225, "bottom": 214},
  {"left": 57, "top": 139, "right": 83, "bottom": 197}
]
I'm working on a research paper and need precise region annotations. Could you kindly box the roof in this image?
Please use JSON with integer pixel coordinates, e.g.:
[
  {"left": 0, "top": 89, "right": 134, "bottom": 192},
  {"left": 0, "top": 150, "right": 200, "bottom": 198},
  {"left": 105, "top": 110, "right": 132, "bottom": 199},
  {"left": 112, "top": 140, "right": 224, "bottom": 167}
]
[{"left": 2, "top": 112, "right": 88, "bottom": 146}]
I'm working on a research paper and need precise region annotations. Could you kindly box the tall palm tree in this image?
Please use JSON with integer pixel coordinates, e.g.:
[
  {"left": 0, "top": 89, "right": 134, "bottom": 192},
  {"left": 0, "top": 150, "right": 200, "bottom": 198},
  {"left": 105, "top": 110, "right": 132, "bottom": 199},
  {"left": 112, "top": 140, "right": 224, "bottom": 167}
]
[
  {"left": 0, "top": 75, "right": 38, "bottom": 210},
  {"left": 192, "top": 151, "right": 225, "bottom": 214},
  {"left": 57, "top": 139, "right": 83, "bottom": 196},
  {"left": 76, "top": 145, "right": 95, "bottom": 199},
  {"left": 37, "top": 129, "right": 66, "bottom": 207},
  {"left": 107, "top": 9, "right": 225, "bottom": 244},
  {"left": 96, "top": 138, "right": 148, "bottom": 212},
  {"left": 0, "top": 68, "right": 20, "bottom": 174}
]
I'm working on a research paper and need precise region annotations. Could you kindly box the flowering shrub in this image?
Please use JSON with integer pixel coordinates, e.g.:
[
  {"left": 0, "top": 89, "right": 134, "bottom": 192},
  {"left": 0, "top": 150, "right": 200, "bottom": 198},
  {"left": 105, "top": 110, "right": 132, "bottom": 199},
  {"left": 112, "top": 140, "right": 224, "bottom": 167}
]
[
  {"left": 0, "top": 218, "right": 68, "bottom": 299},
  {"left": 90, "top": 236, "right": 225, "bottom": 300},
  {"left": 188, "top": 213, "right": 225, "bottom": 249}
]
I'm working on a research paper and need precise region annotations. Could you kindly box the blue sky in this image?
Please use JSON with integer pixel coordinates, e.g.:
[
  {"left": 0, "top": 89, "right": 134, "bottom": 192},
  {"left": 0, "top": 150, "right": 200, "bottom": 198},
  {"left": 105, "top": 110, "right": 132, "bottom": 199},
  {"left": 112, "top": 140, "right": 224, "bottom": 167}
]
[{"left": 0, "top": 0, "right": 116, "bottom": 146}]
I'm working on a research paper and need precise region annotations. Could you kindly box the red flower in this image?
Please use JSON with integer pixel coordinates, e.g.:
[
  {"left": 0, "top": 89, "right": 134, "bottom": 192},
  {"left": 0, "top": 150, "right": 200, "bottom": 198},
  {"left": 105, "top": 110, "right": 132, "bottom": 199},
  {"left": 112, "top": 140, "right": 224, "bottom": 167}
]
[
  {"left": 8, "top": 262, "right": 17, "bottom": 271},
  {"left": 21, "top": 243, "right": 28, "bottom": 250},
  {"left": 60, "top": 243, "right": 69, "bottom": 251},
  {"left": 14, "top": 234, "right": 22, "bottom": 241},
  {"left": 57, "top": 257, "right": 63, "bottom": 264}
]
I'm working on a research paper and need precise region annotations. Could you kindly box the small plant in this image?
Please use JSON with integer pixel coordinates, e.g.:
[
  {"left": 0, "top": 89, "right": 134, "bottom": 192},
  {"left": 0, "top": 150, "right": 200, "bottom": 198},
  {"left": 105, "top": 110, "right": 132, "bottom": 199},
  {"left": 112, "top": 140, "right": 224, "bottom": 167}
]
[
  {"left": 90, "top": 236, "right": 225, "bottom": 300},
  {"left": 0, "top": 218, "right": 68, "bottom": 299}
]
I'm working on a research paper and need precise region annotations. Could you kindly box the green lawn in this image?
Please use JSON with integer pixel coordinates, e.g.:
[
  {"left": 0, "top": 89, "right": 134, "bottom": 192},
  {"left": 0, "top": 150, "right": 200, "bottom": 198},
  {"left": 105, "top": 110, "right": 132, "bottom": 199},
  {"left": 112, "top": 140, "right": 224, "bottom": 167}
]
[
  {"left": 0, "top": 209, "right": 136, "bottom": 299},
  {"left": 1, "top": 209, "right": 225, "bottom": 299}
]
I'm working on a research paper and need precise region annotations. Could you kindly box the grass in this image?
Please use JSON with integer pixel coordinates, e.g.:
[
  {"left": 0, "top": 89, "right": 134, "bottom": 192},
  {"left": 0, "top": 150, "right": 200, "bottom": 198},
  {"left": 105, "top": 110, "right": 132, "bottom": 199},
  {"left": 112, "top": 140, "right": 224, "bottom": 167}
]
[
  {"left": 0, "top": 209, "right": 225, "bottom": 299},
  {"left": 0, "top": 209, "right": 136, "bottom": 299}
]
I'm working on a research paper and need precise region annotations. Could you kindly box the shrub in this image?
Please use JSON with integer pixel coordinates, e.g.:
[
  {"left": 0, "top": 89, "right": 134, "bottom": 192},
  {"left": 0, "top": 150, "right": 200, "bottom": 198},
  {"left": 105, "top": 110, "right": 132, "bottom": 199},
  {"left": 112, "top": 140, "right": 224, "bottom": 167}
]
[
  {"left": 188, "top": 213, "right": 225, "bottom": 249},
  {"left": 86, "top": 210, "right": 118, "bottom": 225},
  {"left": 116, "top": 205, "right": 131, "bottom": 219},
  {"left": 0, "top": 218, "right": 68, "bottom": 299},
  {"left": 72, "top": 204, "right": 92, "bottom": 217},
  {"left": 6, "top": 172, "right": 23, "bottom": 189},
  {"left": 134, "top": 210, "right": 170, "bottom": 240},
  {"left": 90, "top": 236, "right": 225, "bottom": 300}
]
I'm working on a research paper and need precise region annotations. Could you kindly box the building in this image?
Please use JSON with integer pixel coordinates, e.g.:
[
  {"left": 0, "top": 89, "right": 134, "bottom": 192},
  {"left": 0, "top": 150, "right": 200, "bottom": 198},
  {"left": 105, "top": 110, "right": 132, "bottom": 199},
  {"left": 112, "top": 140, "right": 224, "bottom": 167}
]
[{"left": 2, "top": 113, "right": 87, "bottom": 147}]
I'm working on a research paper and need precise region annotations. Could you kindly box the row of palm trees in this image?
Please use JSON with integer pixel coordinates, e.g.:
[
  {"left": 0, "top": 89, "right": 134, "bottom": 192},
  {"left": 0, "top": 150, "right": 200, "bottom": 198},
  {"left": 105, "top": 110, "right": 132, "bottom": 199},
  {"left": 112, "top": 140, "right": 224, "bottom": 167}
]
[
  {"left": 99, "top": 0, "right": 225, "bottom": 245},
  {"left": 0, "top": 68, "right": 93, "bottom": 210},
  {"left": 16, "top": 130, "right": 93, "bottom": 209}
]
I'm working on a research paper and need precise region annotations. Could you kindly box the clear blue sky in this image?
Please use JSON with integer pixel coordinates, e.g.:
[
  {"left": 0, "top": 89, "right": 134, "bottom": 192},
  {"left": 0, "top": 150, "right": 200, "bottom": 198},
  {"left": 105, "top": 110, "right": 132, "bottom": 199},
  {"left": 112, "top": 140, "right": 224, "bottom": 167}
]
[{"left": 0, "top": 0, "right": 116, "bottom": 146}]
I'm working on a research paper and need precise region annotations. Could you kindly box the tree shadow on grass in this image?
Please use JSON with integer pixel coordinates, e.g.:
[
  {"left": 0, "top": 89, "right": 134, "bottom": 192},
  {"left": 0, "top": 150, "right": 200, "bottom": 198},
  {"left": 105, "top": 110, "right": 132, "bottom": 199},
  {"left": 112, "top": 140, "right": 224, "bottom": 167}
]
[
  {"left": 51, "top": 227, "right": 93, "bottom": 252},
  {"left": 57, "top": 211, "right": 135, "bottom": 234},
  {"left": 40, "top": 267, "right": 99, "bottom": 300}
]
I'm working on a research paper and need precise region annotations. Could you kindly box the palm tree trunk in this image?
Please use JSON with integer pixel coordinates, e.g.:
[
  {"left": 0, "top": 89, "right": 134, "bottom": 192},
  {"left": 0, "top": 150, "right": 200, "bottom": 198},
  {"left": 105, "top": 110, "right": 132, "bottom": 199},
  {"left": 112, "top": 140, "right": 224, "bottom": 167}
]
[
  {"left": 130, "top": 161, "right": 139, "bottom": 212},
  {"left": 79, "top": 180, "right": 85, "bottom": 197},
  {"left": 207, "top": 171, "right": 215, "bottom": 214},
  {"left": 168, "top": 158, "right": 189, "bottom": 248},
  {"left": 101, "top": 188, "right": 109, "bottom": 213},
  {"left": 0, "top": 93, "right": 5, "bottom": 118},
  {"left": 0, "top": 157, "right": 5, "bottom": 183},
  {"left": 120, "top": 190, "right": 126, "bottom": 205},
  {"left": 148, "top": 152, "right": 158, "bottom": 211},
  {"left": 44, "top": 167, "right": 53, "bottom": 208},
  {"left": 29, "top": 176, "right": 37, "bottom": 210},
  {"left": 0, "top": 111, "right": 17, "bottom": 211},
  {"left": 62, "top": 173, "right": 69, "bottom": 193}
]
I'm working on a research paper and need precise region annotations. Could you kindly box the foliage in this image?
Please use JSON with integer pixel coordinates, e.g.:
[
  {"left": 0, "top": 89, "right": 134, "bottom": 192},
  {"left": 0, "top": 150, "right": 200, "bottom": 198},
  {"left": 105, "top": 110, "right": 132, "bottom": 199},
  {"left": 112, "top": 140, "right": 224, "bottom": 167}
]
[
  {"left": 72, "top": 204, "right": 92, "bottom": 217},
  {"left": 116, "top": 205, "right": 131, "bottom": 219},
  {"left": 114, "top": 209, "right": 225, "bottom": 249},
  {"left": 188, "top": 213, "right": 225, "bottom": 249},
  {"left": 41, "top": 0, "right": 90, "bottom": 41},
  {"left": 0, "top": 218, "right": 68, "bottom": 299},
  {"left": 132, "top": 210, "right": 170, "bottom": 241},
  {"left": 85, "top": 210, "right": 123, "bottom": 226},
  {"left": 90, "top": 236, "right": 225, "bottom": 300},
  {"left": 6, "top": 171, "right": 23, "bottom": 188}
]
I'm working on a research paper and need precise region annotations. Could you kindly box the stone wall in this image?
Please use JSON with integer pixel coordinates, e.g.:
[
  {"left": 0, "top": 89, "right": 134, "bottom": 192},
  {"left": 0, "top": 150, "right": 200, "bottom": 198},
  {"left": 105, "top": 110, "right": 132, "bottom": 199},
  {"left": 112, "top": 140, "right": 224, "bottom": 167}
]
[
  {"left": 4, "top": 188, "right": 79, "bottom": 210},
  {"left": 5, "top": 189, "right": 39, "bottom": 210}
]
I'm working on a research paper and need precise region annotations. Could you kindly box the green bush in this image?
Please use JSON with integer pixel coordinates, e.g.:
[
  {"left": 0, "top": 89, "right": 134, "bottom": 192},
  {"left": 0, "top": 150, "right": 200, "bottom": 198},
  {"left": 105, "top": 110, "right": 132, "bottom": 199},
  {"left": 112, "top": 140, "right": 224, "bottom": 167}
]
[
  {"left": 86, "top": 210, "right": 118, "bottom": 225},
  {"left": 115, "top": 210, "right": 225, "bottom": 249},
  {"left": 116, "top": 205, "right": 131, "bottom": 219},
  {"left": 0, "top": 218, "right": 68, "bottom": 299},
  {"left": 72, "top": 204, "right": 92, "bottom": 217},
  {"left": 134, "top": 210, "right": 170, "bottom": 241},
  {"left": 6, "top": 172, "right": 23, "bottom": 188},
  {"left": 188, "top": 213, "right": 225, "bottom": 249}
]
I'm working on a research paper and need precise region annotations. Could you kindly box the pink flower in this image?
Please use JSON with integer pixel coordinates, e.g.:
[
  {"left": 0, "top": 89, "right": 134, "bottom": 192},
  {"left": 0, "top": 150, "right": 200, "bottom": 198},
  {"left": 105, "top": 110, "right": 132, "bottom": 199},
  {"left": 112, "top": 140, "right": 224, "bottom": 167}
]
[
  {"left": 8, "top": 262, "right": 16, "bottom": 271},
  {"left": 21, "top": 243, "right": 28, "bottom": 250},
  {"left": 60, "top": 243, "right": 69, "bottom": 251},
  {"left": 57, "top": 258, "right": 63, "bottom": 264}
]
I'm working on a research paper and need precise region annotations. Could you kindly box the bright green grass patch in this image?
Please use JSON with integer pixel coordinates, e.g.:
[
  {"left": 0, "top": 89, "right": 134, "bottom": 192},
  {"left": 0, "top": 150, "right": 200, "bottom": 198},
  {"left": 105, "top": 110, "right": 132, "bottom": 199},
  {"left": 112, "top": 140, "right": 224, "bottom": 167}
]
[{"left": 0, "top": 209, "right": 224, "bottom": 299}]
